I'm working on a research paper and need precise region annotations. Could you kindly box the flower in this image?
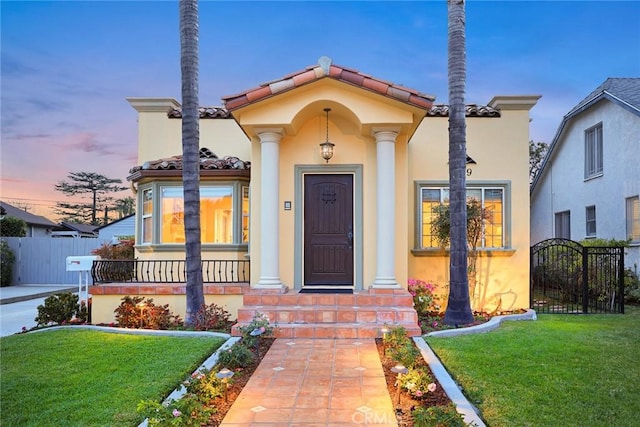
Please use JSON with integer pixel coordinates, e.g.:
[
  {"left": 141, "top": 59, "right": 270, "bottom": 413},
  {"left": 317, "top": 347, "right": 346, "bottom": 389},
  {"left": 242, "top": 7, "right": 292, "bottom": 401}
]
[
  {"left": 427, "top": 382, "right": 437, "bottom": 392},
  {"left": 415, "top": 390, "right": 424, "bottom": 397},
  {"left": 172, "top": 409, "right": 182, "bottom": 417},
  {"left": 432, "top": 321, "right": 439, "bottom": 328}
]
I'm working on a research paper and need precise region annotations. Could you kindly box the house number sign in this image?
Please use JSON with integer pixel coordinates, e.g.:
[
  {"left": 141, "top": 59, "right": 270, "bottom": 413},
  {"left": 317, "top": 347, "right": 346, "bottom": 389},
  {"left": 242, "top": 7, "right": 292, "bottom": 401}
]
[{"left": 466, "top": 168, "right": 472, "bottom": 176}]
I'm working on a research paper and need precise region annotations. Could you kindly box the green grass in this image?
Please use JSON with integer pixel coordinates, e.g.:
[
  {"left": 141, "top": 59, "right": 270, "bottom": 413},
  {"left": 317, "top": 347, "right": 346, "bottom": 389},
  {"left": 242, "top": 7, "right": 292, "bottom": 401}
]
[
  {"left": 0, "top": 329, "right": 225, "bottom": 426},
  {"left": 426, "top": 306, "right": 640, "bottom": 427}
]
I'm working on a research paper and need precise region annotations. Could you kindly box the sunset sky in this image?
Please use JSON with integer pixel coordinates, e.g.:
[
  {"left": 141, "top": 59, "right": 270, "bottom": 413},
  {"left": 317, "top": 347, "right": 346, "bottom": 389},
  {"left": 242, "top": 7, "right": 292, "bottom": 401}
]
[{"left": 1, "top": 0, "right": 639, "bottom": 221}]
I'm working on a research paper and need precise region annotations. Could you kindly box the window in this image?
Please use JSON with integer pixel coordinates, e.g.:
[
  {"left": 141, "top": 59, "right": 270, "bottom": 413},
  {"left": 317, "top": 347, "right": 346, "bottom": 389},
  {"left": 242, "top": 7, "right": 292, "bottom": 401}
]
[
  {"left": 142, "top": 189, "right": 153, "bottom": 243},
  {"left": 585, "top": 205, "right": 596, "bottom": 237},
  {"left": 627, "top": 196, "right": 640, "bottom": 242},
  {"left": 139, "top": 181, "right": 248, "bottom": 246},
  {"left": 418, "top": 184, "right": 505, "bottom": 249},
  {"left": 555, "top": 210, "right": 571, "bottom": 239},
  {"left": 584, "top": 123, "right": 603, "bottom": 179}
]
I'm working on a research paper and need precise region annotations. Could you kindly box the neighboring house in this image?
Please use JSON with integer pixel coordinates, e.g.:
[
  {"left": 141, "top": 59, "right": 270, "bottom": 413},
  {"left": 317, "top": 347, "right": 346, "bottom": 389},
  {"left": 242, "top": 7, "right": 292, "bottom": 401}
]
[
  {"left": 530, "top": 78, "right": 640, "bottom": 272},
  {"left": 52, "top": 222, "right": 99, "bottom": 238},
  {"left": 0, "top": 201, "right": 62, "bottom": 237},
  {"left": 90, "top": 57, "right": 539, "bottom": 335},
  {"left": 95, "top": 214, "right": 135, "bottom": 244}
]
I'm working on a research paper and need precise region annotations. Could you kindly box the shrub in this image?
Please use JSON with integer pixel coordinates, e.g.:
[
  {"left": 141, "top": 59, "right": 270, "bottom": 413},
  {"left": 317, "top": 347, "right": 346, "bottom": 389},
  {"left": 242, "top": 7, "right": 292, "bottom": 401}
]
[
  {"left": 193, "top": 303, "right": 232, "bottom": 332},
  {"left": 35, "top": 292, "right": 82, "bottom": 326},
  {"left": 0, "top": 216, "right": 27, "bottom": 237},
  {"left": 387, "top": 341, "right": 421, "bottom": 369},
  {"left": 137, "top": 393, "right": 215, "bottom": 427},
  {"left": 0, "top": 240, "right": 15, "bottom": 287},
  {"left": 383, "top": 325, "right": 410, "bottom": 350},
  {"left": 215, "top": 344, "right": 255, "bottom": 370},
  {"left": 238, "top": 312, "right": 274, "bottom": 348},
  {"left": 624, "top": 268, "right": 640, "bottom": 304},
  {"left": 408, "top": 278, "right": 440, "bottom": 315},
  {"left": 91, "top": 239, "right": 135, "bottom": 259},
  {"left": 412, "top": 403, "right": 467, "bottom": 427},
  {"left": 114, "top": 296, "right": 182, "bottom": 329}
]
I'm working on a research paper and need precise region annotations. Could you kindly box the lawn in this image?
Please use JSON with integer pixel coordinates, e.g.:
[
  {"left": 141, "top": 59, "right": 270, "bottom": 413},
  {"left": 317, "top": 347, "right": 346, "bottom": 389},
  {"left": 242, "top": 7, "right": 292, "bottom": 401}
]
[
  {"left": 0, "top": 329, "right": 225, "bottom": 426},
  {"left": 426, "top": 306, "right": 640, "bottom": 427}
]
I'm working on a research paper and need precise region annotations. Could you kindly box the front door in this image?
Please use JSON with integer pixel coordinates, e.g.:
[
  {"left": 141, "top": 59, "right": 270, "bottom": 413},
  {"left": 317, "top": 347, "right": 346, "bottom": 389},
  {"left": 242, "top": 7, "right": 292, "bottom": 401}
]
[{"left": 303, "top": 174, "right": 354, "bottom": 287}]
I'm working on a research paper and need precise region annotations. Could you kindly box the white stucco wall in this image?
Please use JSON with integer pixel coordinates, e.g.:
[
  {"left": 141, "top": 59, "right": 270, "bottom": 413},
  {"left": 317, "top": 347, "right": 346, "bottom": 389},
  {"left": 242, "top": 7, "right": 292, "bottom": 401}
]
[{"left": 531, "top": 100, "right": 640, "bottom": 271}]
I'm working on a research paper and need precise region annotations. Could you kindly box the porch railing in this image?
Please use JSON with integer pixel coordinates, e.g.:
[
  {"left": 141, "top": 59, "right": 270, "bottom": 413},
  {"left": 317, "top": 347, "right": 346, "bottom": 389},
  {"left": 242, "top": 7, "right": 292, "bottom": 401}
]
[{"left": 91, "top": 259, "right": 250, "bottom": 284}]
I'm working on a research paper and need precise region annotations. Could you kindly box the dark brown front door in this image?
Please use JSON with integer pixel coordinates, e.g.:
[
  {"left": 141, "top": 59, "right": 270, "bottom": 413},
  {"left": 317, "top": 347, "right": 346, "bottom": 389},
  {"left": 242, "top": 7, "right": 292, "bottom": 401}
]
[{"left": 304, "top": 174, "right": 354, "bottom": 286}]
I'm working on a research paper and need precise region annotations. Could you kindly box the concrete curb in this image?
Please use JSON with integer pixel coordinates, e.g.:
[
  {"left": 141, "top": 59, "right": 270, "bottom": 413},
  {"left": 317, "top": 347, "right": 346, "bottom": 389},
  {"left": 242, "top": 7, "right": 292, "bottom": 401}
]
[
  {"left": 414, "top": 337, "right": 485, "bottom": 427},
  {"left": 0, "top": 287, "right": 77, "bottom": 305},
  {"left": 425, "top": 309, "right": 537, "bottom": 338},
  {"left": 28, "top": 324, "right": 232, "bottom": 339}
]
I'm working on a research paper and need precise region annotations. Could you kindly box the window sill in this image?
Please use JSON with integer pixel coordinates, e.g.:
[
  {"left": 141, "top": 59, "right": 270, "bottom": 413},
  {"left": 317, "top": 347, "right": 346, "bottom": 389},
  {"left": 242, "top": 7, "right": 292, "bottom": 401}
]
[
  {"left": 584, "top": 173, "right": 603, "bottom": 182},
  {"left": 411, "top": 248, "right": 516, "bottom": 257},
  {"left": 136, "top": 244, "right": 249, "bottom": 253}
]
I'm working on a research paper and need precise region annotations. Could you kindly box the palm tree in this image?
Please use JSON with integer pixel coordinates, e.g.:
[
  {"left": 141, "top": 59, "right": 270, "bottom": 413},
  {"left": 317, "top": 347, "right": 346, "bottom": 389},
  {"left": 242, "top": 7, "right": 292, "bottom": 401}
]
[
  {"left": 444, "top": 0, "right": 474, "bottom": 326},
  {"left": 180, "top": 0, "right": 204, "bottom": 326}
]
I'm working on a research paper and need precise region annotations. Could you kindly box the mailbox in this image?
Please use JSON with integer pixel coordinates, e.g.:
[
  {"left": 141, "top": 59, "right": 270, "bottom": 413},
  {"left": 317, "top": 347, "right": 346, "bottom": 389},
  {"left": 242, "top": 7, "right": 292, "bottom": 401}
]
[
  {"left": 66, "top": 256, "right": 98, "bottom": 272},
  {"left": 66, "top": 256, "right": 98, "bottom": 307}
]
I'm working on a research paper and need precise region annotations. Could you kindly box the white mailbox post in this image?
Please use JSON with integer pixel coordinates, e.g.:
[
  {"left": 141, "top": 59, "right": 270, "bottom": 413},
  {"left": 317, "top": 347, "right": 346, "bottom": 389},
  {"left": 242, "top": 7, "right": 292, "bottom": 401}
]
[{"left": 66, "top": 256, "right": 98, "bottom": 306}]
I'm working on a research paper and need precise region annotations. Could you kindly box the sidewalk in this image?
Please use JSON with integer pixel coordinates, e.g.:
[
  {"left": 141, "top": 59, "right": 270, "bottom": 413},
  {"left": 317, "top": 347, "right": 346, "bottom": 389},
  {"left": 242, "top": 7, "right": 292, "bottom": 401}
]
[
  {"left": 220, "top": 339, "right": 398, "bottom": 426},
  {"left": 0, "top": 284, "right": 77, "bottom": 305}
]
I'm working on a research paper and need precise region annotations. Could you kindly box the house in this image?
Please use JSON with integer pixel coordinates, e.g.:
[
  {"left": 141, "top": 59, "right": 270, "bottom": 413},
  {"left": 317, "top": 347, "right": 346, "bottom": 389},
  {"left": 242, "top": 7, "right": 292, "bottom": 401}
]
[
  {"left": 51, "top": 222, "right": 98, "bottom": 238},
  {"left": 530, "top": 78, "right": 640, "bottom": 272},
  {"left": 0, "top": 201, "right": 62, "bottom": 237},
  {"left": 90, "top": 57, "right": 539, "bottom": 336},
  {"left": 95, "top": 214, "right": 135, "bottom": 244}
]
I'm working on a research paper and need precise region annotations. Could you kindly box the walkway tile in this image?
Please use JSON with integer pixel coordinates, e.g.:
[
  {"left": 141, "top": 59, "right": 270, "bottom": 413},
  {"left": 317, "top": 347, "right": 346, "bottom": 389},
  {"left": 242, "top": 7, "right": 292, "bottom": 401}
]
[{"left": 220, "top": 339, "right": 398, "bottom": 426}]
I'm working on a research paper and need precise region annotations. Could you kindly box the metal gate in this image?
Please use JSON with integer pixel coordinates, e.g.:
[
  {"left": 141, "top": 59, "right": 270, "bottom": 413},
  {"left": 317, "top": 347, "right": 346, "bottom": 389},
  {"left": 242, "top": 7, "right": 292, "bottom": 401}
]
[{"left": 530, "top": 238, "right": 625, "bottom": 314}]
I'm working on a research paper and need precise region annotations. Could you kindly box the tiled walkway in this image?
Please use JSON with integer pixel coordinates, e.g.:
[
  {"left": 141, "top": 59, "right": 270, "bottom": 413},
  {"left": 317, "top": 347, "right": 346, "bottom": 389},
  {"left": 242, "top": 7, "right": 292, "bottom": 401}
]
[{"left": 220, "top": 339, "right": 398, "bottom": 426}]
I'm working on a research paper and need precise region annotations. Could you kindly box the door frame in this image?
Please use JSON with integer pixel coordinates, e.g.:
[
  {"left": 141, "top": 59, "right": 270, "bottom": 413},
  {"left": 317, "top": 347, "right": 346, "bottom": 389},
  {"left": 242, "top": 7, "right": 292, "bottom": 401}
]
[{"left": 294, "top": 164, "right": 363, "bottom": 290}]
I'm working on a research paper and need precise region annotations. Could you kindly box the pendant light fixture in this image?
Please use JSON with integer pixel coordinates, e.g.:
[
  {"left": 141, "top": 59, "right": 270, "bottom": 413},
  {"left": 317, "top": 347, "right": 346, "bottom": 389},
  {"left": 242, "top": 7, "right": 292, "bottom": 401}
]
[{"left": 319, "top": 108, "right": 335, "bottom": 163}]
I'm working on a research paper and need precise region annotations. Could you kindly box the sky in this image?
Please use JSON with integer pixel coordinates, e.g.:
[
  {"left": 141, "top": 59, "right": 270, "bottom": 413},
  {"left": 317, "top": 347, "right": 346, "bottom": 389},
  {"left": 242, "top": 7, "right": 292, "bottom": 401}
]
[{"left": 1, "top": 0, "right": 639, "bottom": 221}]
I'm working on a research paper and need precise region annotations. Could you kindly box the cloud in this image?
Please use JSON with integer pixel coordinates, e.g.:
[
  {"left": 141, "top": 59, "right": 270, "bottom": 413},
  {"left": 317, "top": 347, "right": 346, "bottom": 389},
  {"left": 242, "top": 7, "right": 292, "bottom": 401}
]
[{"left": 58, "top": 132, "right": 117, "bottom": 156}]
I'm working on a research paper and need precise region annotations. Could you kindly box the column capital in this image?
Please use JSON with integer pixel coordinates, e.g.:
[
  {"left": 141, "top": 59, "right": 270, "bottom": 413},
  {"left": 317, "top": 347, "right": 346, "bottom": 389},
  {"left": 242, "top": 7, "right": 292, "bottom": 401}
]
[
  {"left": 256, "top": 128, "right": 285, "bottom": 144},
  {"left": 371, "top": 127, "right": 400, "bottom": 143}
]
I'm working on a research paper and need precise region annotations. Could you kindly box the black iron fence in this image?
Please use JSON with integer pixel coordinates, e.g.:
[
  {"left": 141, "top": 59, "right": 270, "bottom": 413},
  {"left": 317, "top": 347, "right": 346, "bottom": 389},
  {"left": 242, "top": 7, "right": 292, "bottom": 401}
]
[
  {"left": 91, "top": 259, "right": 250, "bottom": 284},
  {"left": 530, "top": 238, "right": 624, "bottom": 314}
]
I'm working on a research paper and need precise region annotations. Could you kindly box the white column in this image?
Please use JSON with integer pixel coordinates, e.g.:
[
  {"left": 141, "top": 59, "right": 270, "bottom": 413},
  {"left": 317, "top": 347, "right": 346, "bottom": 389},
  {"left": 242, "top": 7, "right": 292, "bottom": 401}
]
[
  {"left": 256, "top": 129, "right": 285, "bottom": 289},
  {"left": 372, "top": 129, "right": 401, "bottom": 288}
]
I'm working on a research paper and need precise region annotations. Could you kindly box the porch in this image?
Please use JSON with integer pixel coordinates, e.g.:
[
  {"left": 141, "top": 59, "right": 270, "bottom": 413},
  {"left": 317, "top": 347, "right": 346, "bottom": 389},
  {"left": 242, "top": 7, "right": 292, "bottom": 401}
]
[{"left": 89, "top": 259, "right": 421, "bottom": 338}]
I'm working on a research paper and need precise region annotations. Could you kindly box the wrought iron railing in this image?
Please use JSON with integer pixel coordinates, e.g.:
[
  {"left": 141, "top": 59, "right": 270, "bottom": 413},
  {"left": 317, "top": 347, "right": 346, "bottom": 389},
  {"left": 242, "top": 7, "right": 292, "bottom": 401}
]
[{"left": 91, "top": 259, "right": 250, "bottom": 284}]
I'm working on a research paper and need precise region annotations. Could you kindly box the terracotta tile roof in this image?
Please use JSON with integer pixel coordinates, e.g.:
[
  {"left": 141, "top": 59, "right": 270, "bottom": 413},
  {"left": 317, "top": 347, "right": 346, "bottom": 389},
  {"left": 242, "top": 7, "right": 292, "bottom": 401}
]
[
  {"left": 129, "top": 148, "right": 251, "bottom": 175},
  {"left": 167, "top": 107, "right": 232, "bottom": 119},
  {"left": 427, "top": 104, "right": 501, "bottom": 117},
  {"left": 221, "top": 56, "right": 436, "bottom": 111}
]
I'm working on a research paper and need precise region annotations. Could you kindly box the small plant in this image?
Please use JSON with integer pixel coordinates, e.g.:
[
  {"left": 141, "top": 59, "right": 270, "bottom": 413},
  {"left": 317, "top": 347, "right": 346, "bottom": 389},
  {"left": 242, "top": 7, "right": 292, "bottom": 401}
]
[
  {"left": 0, "top": 240, "right": 15, "bottom": 287},
  {"left": 114, "top": 296, "right": 182, "bottom": 329},
  {"left": 408, "top": 278, "right": 440, "bottom": 315},
  {"left": 238, "top": 312, "right": 274, "bottom": 348},
  {"left": 412, "top": 403, "right": 467, "bottom": 427},
  {"left": 183, "top": 369, "right": 224, "bottom": 402},
  {"left": 383, "top": 325, "right": 410, "bottom": 350},
  {"left": 35, "top": 292, "right": 83, "bottom": 326},
  {"left": 193, "top": 303, "right": 232, "bottom": 332},
  {"left": 137, "top": 393, "right": 215, "bottom": 427},
  {"left": 387, "top": 341, "right": 421, "bottom": 369},
  {"left": 399, "top": 366, "right": 436, "bottom": 398},
  {"left": 215, "top": 344, "right": 255, "bottom": 370}
]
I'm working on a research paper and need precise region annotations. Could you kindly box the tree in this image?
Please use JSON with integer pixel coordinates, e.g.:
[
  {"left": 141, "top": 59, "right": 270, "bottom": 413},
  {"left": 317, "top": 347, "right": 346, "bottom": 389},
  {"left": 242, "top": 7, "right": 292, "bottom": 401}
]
[
  {"left": 180, "top": 0, "right": 204, "bottom": 326},
  {"left": 0, "top": 216, "right": 27, "bottom": 237},
  {"left": 114, "top": 196, "right": 135, "bottom": 218},
  {"left": 444, "top": 0, "right": 474, "bottom": 326},
  {"left": 529, "top": 140, "right": 549, "bottom": 185},
  {"left": 54, "top": 172, "right": 127, "bottom": 225},
  {"left": 431, "top": 199, "right": 492, "bottom": 306}
]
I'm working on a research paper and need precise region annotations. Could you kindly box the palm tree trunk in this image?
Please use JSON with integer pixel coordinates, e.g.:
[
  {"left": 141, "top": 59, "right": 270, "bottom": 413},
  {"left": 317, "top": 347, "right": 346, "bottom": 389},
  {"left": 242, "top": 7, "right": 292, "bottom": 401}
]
[
  {"left": 180, "top": 0, "right": 204, "bottom": 326},
  {"left": 444, "top": 0, "right": 474, "bottom": 326}
]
